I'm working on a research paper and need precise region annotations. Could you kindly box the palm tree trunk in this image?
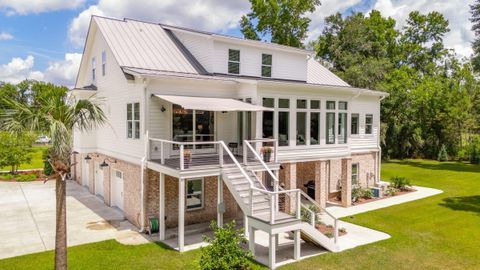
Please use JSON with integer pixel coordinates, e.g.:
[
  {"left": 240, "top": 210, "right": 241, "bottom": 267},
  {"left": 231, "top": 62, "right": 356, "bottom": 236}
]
[{"left": 54, "top": 176, "right": 67, "bottom": 270}]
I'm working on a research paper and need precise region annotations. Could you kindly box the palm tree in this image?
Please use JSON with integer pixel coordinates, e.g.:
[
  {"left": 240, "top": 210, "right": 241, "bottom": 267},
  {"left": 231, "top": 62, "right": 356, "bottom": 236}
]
[{"left": 1, "top": 82, "right": 106, "bottom": 270}]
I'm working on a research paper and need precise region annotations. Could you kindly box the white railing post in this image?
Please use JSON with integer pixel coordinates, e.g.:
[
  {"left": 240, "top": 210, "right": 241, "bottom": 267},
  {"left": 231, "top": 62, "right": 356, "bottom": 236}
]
[
  {"left": 219, "top": 144, "right": 224, "bottom": 167},
  {"left": 243, "top": 143, "right": 248, "bottom": 165},
  {"left": 310, "top": 210, "right": 315, "bottom": 226},
  {"left": 334, "top": 219, "right": 339, "bottom": 244},
  {"left": 274, "top": 180, "right": 279, "bottom": 212},
  {"left": 296, "top": 190, "right": 301, "bottom": 219},
  {"left": 160, "top": 141, "right": 165, "bottom": 164},
  {"left": 249, "top": 188, "right": 253, "bottom": 216},
  {"left": 274, "top": 139, "right": 279, "bottom": 163},
  {"left": 270, "top": 193, "right": 275, "bottom": 224},
  {"left": 180, "top": 145, "right": 184, "bottom": 170}
]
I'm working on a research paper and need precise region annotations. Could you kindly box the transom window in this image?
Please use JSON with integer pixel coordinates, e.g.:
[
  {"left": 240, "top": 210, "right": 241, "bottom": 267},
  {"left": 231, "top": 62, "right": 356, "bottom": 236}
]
[
  {"left": 186, "top": 178, "right": 203, "bottom": 210},
  {"left": 228, "top": 49, "right": 240, "bottom": 74},
  {"left": 127, "top": 103, "right": 140, "bottom": 139},
  {"left": 365, "top": 114, "right": 373, "bottom": 134},
  {"left": 261, "top": 54, "right": 272, "bottom": 77},
  {"left": 101, "top": 51, "right": 106, "bottom": 76}
]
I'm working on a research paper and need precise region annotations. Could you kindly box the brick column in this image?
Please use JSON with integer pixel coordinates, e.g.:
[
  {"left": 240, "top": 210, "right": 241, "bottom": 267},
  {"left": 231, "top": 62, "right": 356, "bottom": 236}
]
[
  {"left": 341, "top": 158, "right": 352, "bottom": 207},
  {"left": 280, "top": 163, "right": 297, "bottom": 214},
  {"left": 315, "top": 161, "right": 328, "bottom": 208}
]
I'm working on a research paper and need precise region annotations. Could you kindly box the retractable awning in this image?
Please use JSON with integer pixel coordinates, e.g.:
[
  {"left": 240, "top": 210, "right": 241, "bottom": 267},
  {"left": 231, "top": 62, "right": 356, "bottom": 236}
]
[{"left": 152, "top": 94, "right": 273, "bottom": 111}]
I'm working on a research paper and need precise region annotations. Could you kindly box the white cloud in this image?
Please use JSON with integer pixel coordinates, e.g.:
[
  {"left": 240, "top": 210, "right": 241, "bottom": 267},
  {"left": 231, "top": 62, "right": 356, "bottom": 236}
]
[
  {"left": 0, "top": 0, "right": 85, "bottom": 15},
  {"left": 371, "top": 0, "right": 475, "bottom": 58},
  {"left": 68, "top": 0, "right": 250, "bottom": 46},
  {"left": 0, "top": 53, "right": 82, "bottom": 87},
  {"left": 0, "top": 31, "right": 13, "bottom": 40}
]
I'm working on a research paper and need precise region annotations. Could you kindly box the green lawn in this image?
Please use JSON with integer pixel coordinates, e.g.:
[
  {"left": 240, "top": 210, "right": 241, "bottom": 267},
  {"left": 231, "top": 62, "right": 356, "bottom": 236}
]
[
  {"left": 0, "top": 160, "right": 479, "bottom": 269},
  {"left": 0, "top": 145, "right": 48, "bottom": 171}
]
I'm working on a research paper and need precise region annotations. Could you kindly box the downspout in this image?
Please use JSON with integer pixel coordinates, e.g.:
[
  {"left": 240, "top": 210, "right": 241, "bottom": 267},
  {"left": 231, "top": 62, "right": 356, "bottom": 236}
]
[
  {"left": 139, "top": 77, "right": 149, "bottom": 232},
  {"left": 376, "top": 95, "right": 387, "bottom": 184}
]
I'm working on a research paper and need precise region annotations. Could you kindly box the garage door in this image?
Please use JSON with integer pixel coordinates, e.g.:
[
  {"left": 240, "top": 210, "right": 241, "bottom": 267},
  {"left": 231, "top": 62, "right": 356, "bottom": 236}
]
[
  {"left": 95, "top": 163, "right": 104, "bottom": 197},
  {"left": 82, "top": 160, "right": 89, "bottom": 187},
  {"left": 111, "top": 170, "right": 124, "bottom": 211}
]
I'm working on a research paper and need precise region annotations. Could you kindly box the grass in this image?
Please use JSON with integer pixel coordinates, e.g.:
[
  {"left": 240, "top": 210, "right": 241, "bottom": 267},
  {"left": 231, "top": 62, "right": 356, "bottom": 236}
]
[
  {"left": 0, "top": 159, "right": 479, "bottom": 269},
  {"left": 0, "top": 145, "right": 48, "bottom": 171}
]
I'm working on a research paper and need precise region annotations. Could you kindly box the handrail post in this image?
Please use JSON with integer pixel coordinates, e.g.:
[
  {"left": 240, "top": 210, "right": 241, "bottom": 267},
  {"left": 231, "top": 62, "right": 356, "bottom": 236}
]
[
  {"left": 274, "top": 140, "right": 279, "bottom": 163},
  {"left": 180, "top": 145, "right": 184, "bottom": 170},
  {"left": 249, "top": 188, "right": 253, "bottom": 216},
  {"left": 160, "top": 141, "right": 165, "bottom": 164},
  {"left": 270, "top": 193, "right": 275, "bottom": 224},
  {"left": 243, "top": 142, "right": 248, "bottom": 165},
  {"left": 219, "top": 144, "right": 224, "bottom": 168},
  {"left": 296, "top": 190, "right": 301, "bottom": 219},
  {"left": 334, "top": 219, "right": 339, "bottom": 244}
]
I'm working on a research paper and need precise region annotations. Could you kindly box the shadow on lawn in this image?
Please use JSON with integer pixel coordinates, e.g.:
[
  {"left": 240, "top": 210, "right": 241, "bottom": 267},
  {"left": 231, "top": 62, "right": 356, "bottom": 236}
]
[
  {"left": 440, "top": 196, "right": 480, "bottom": 215},
  {"left": 387, "top": 160, "right": 480, "bottom": 173}
]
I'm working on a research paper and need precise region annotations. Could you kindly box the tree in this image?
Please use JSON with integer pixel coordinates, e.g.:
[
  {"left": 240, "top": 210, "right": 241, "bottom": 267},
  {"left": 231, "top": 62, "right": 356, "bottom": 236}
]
[
  {"left": 0, "top": 82, "right": 106, "bottom": 270},
  {"left": 240, "top": 0, "right": 321, "bottom": 48},
  {"left": 471, "top": 0, "right": 480, "bottom": 71},
  {"left": 0, "top": 132, "right": 34, "bottom": 173}
]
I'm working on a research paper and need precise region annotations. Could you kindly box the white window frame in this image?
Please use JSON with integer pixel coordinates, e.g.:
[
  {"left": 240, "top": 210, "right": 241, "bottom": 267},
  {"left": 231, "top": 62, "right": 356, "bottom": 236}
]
[
  {"left": 308, "top": 99, "right": 322, "bottom": 145},
  {"left": 186, "top": 178, "right": 204, "bottom": 211},
  {"left": 338, "top": 101, "right": 348, "bottom": 144},
  {"left": 365, "top": 114, "right": 373, "bottom": 135},
  {"left": 92, "top": 57, "right": 96, "bottom": 81},
  {"left": 261, "top": 53, "right": 272, "bottom": 77},
  {"left": 228, "top": 49, "right": 240, "bottom": 74},
  {"left": 296, "top": 99, "right": 308, "bottom": 146},
  {"left": 127, "top": 102, "right": 140, "bottom": 139},
  {"left": 101, "top": 50, "right": 106, "bottom": 76},
  {"left": 352, "top": 163, "right": 359, "bottom": 186},
  {"left": 351, "top": 113, "right": 360, "bottom": 136}
]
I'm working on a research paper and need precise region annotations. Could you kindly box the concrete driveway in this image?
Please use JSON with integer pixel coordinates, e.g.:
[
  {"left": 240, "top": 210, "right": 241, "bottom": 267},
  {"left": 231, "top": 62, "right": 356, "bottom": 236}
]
[{"left": 0, "top": 180, "right": 149, "bottom": 259}]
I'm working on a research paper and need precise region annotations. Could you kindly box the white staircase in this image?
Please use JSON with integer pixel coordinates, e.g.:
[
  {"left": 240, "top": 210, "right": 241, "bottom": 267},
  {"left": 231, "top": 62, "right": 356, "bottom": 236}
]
[{"left": 218, "top": 141, "right": 340, "bottom": 255}]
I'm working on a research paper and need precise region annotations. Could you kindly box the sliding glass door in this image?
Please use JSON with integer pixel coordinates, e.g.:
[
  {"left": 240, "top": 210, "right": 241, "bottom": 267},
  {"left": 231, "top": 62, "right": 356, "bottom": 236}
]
[{"left": 172, "top": 104, "right": 215, "bottom": 151}]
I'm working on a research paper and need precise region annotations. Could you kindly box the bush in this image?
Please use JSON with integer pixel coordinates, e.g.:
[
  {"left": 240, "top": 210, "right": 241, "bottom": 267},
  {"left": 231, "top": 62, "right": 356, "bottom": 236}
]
[
  {"left": 437, "top": 144, "right": 448, "bottom": 162},
  {"left": 385, "top": 186, "right": 398, "bottom": 196},
  {"left": 200, "top": 221, "right": 252, "bottom": 270},
  {"left": 391, "top": 176, "right": 411, "bottom": 191},
  {"left": 361, "top": 188, "right": 373, "bottom": 199},
  {"left": 16, "top": 173, "right": 38, "bottom": 182},
  {"left": 42, "top": 148, "right": 54, "bottom": 176},
  {"left": 0, "top": 173, "right": 14, "bottom": 180},
  {"left": 352, "top": 187, "right": 373, "bottom": 201}
]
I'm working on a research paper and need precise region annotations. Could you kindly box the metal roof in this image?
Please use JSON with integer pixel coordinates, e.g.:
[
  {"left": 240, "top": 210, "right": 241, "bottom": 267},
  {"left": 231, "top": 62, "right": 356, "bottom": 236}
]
[
  {"left": 307, "top": 58, "right": 350, "bottom": 87},
  {"left": 93, "top": 16, "right": 201, "bottom": 74}
]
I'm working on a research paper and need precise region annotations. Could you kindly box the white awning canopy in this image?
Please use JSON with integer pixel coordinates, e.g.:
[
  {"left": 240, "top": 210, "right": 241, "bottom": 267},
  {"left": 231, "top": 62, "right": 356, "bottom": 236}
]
[{"left": 152, "top": 94, "right": 273, "bottom": 111}]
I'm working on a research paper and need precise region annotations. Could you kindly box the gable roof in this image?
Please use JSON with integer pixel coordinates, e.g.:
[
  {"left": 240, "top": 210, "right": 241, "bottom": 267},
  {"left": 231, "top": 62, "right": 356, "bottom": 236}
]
[{"left": 307, "top": 58, "right": 350, "bottom": 87}]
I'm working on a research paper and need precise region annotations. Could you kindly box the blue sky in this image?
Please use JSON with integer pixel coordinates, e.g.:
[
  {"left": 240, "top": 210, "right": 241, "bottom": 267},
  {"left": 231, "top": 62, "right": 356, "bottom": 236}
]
[{"left": 0, "top": 0, "right": 474, "bottom": 87}]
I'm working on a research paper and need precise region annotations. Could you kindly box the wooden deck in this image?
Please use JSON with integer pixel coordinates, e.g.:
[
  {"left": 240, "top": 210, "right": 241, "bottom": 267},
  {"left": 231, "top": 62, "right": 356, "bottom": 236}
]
[{"left": 150, "top": 154, "right": 256, "bottom": 170}]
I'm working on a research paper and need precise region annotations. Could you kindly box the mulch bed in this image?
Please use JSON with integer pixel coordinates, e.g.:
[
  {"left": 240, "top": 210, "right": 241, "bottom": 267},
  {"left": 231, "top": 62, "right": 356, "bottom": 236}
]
[
  {"left": 353, "top": 188, "right": 416, "bottom": 205},
  {"left": 315, "top": 223, "right": 347, "bottom": 237},
  {"left": 0, "top": 170, "right": 46, "bottom": 182}
]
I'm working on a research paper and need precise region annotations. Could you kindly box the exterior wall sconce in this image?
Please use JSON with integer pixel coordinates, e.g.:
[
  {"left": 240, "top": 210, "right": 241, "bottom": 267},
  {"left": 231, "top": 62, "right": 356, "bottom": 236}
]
[
  {"left": 161, "top": 106, "right": 166, "bottom": 112},
  {"left": 100, "top": 158, "right": 117, "bottom": 168},
  {"left": 84, "top": 154, "right": 92, "bottom": 161}
]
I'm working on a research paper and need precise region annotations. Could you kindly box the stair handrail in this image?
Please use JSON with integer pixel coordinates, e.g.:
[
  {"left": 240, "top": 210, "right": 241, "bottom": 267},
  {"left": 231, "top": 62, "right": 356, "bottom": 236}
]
[
  {"left": 244, "top": 140, "right": 280, "bottom": 186},
  {"left": 250, "top": 171, "right": 268, "bottom": 190}
]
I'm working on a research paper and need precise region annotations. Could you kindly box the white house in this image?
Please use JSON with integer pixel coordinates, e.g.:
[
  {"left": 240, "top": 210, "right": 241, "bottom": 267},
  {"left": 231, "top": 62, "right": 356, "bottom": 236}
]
[{"left": 72, "top": 16, "right": 388, "bottom": 269}]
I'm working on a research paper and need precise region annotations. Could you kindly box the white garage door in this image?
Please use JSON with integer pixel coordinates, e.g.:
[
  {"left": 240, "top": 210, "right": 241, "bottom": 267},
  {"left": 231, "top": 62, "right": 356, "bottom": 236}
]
[
  {"left": 82, "top": 160, "right": 89, "bottom": 187},
  {"left": 95, "top": 163, "right": 104, "bottom": 197},
  {"left": 111, "top": 170, "right": 124, "bottom": 211}
]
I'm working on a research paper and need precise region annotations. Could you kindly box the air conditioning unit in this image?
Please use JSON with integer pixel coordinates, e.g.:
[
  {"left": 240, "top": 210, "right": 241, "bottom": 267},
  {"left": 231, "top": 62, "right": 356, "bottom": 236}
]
[{"left": 371, "top": 187, "right": 382, "bottom": 198}]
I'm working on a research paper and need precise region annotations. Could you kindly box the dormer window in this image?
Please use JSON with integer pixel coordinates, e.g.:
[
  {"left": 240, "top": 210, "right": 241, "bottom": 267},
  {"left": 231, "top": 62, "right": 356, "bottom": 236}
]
[
  {"left": 261, "top": 54, "right": 272, "bottom": 77},
  {"left": 92, "top": 57, "right": 96, "bottom": 81},
  {"left": 228, "top": 49, "right": 240, "bottom": 74},
  {"left": 101, "top": 51, "right": 106, "bottom": 76}
]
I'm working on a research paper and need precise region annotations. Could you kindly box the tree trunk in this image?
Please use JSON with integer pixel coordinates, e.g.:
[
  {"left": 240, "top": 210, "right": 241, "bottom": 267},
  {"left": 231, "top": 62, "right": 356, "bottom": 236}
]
[{"left": 54, "top": 176, "right": 67, "bottom": 270}]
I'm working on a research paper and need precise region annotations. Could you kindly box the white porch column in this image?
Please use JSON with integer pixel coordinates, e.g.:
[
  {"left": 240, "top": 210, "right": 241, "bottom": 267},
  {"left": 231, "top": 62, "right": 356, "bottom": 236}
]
[
  {"left": 269, "top": 233, "right": 276, "bottom": 269},
  {"left": 178, "top": 178, "right": 185, "bottom": 252},
  {"left": 159, "top": 173, "right": 165, "bottom": 241},
  {"left": 244, "top": 214, "right": 249, "bottom": 238},
  {"left": 248, "top": 226, "right": 255, "bottom": 255},
  {"left": 294, "top": 229, "right": 301, "bottom": 260},
  {"left": 217, "top": 176, "right": 224, "bottom": 226}
]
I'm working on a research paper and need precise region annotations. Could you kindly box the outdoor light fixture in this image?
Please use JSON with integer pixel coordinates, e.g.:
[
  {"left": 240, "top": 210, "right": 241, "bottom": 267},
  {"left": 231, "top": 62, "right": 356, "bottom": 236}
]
[
  {"left": 161, "top": 106, "right": 166, "bottom": 112},
  {"left": 72, "top": 151, "right": 79, "bottom": 155},
  {"left": 84, "top": 154, "right": 92, "bottom": 161},
  {"left": 100, "top": 158, "right": 117, "bottom": 168}
]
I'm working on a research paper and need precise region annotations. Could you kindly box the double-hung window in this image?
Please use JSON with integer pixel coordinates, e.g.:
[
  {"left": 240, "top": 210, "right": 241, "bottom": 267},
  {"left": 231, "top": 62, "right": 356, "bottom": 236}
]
[
  {"left": 326, "top": 101, "right": 336, "bottom": 144},
  {"left": 101, "top": 51, "right": 106, "bottom": 76},
  {"left": 351, "top": 114, "right": 359, "bottom": 135},
  {"left": 228, "top": 49, "right": 240, "bottom": 74},
  {"left": 92, "top": 57, "right": 96, "bottom": 81},
  {"left": 338, "top": 101, "right": 348, "bottom": 144},
  {"left": 365, "top": 114, "right": 373, "bottom": 134},
  {"left": 127, "top": 102, "right": 140, "bottom": 139},
  {"left": 186, "top": 178, "right": 203, "bottom": 210},
  {"left": 261, "top": 54, "right": 272, "bottom": 77}
]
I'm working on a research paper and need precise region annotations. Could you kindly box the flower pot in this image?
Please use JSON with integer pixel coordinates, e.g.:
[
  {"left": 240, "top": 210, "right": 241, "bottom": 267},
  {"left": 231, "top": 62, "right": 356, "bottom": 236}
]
[{"left": 263, "top": 152, "right": 271, "bottom": 162}]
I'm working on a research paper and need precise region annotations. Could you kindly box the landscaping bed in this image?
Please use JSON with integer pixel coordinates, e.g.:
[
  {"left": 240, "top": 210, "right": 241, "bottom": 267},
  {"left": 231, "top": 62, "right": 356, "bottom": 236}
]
[{"left": 0, "top": 170, "right": 44, "bottom": 182}]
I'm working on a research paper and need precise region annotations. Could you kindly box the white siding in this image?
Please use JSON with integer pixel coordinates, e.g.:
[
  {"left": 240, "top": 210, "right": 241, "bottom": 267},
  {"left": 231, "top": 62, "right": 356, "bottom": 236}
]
[
  {"left": 213, "top": 41, "right": 307, "bottom": 81},
  {"left": 172, "top": 31, "right": 214, "bottom": 72},
  {"left": 349, "top": 96, "right": 381, "bottom": 152}
]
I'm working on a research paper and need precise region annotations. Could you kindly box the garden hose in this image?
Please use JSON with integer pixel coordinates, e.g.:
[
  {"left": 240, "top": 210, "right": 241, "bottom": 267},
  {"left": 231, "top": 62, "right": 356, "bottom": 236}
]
[{"left": 149, "top": 217, "right": 159, "bottom": 234}]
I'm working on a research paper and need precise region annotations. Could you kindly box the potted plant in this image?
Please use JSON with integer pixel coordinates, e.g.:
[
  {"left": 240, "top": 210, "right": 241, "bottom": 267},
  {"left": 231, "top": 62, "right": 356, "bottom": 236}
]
[
  {"left": 183, "top": 149, "right": 192, "bottom": 168},
  {"left": 261, "top": 146, "right": 272, "bottom": 162}
]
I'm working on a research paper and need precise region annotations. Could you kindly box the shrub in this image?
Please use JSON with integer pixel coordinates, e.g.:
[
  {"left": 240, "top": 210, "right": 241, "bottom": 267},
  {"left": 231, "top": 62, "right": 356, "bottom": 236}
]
[
  {"left": 391, "top": 176, "right": 411, "bottom": 191},
  {"left": 42, "top": 148, "right": 54, "bottom": 176},
  {"left": 385, "top": 186, "right": 398, "bottom": 196},
  {"left": 361, "top": 188, "right": 373, "bottom": 199},
  {"left": 352, "top": 187, "right": 373, "bottom": 201},
  {"left": 437, "top": 144, "right": 449, "bottom": 162},
  {"left": 16, "top": 173, "right": 38, "bottom": 182},
  {"left": 0, "top": 173, "right": 14, "bottom": 180},
  {"left": 471, "top": 147, "right": 480, "bottom": 165},
  {"left": 200, "top": 221, "right": 252, "bottom": 270}
]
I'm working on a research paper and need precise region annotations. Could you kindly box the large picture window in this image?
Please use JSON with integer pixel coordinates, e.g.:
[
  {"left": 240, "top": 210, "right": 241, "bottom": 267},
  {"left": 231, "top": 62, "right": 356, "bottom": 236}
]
[
  {"left": 172, "top": 105, "right": 214, "bottom": 149},
  {"left": 127, "top": 102, "right": 140, "bottom": 139},
  {"left": 186, "top": 178, "right": 203, "bottom": 210}
]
